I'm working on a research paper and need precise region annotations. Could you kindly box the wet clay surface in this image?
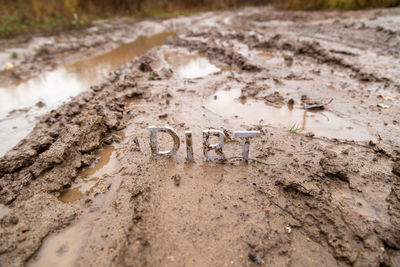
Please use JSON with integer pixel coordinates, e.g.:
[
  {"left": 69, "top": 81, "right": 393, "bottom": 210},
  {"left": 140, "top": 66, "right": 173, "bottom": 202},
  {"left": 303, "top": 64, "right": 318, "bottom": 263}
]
[
  {"left": 0, "top": 32, "right": 173, "bottom": 156},
  {"left": 1, "top": 6, "right": 400, "bottom": 267}
]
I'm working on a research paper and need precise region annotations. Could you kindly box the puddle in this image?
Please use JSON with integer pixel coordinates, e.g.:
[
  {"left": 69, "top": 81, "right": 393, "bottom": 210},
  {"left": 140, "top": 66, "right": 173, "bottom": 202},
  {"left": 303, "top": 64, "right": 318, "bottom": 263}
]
[
  {"left": 59, "top": 145, "right": 120, "bottom": 203},
  {"left": 205, "top": 88, "right": 374, "bottom": 141},
  {"left": 0, "top": 68, "right": 17, "bottom": 86},
  {"left": 386, "top": 250, "right": 400, "bottom": 267},
  {"left": 332, "top": 187, "right": 391, "bottom": 225},
  {"left": 28, "top": 221, "right": 91, "bottom": 267},
  {"left": 255, "top": 49, "right": 274, "bottom": 58},
  {"left": 0, "top": 204, "right": 9, "bottom": 219},
  {"left": 0, "top": 68, "right": 89, "bottom": 116},
  {"left": 63, "top": 32, "right": 174, "bottom": 85},
  {"left": 0, "top": 32, "right": 174, "bottom": 116},
  {"left": 31, "top": 144, "right": 126, "bottom": 266},
  {"left": 165, "top": 52, "right": 220, "bottom": 79},
  {"left": 235, "top": 46, "right": 284, "bottom": 65},
  {"left": 0, "top": 32, "right": 173, "bottom": 157},
  {"left": 31, "top": 140, "right": 125, "bottom": 265}
]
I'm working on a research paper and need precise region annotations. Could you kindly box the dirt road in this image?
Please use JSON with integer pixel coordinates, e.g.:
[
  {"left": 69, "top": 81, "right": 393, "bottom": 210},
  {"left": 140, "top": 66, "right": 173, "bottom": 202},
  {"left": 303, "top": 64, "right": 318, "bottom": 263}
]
[{"left": 0, "top": 6, "right": 400, "bottom": 267}]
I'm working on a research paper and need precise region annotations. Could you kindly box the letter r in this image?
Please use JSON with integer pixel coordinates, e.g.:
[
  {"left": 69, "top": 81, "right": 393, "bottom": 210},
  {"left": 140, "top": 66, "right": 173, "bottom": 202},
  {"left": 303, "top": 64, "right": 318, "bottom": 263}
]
[{"left": 203, "top": 130, "right": 226, "bottom": 162}]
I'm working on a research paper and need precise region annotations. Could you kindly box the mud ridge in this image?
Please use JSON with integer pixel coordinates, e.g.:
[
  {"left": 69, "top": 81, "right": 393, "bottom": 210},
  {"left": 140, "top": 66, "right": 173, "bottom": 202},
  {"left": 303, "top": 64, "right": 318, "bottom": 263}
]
[
  {"left": 252, "top": 34, "right": 391, "bottom": 83},
  {"left": 253, "top": 143, "right": 400, "bottom": 265},
  {"left": 0, "top": 54, "right": 155, "bottom": 265}
]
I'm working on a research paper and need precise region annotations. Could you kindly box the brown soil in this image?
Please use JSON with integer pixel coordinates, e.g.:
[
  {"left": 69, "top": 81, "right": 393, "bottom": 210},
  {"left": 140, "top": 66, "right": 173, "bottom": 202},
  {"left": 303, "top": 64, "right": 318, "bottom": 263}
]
[{"left": 1, "top": 6, "right": 400, "bottom": 267}]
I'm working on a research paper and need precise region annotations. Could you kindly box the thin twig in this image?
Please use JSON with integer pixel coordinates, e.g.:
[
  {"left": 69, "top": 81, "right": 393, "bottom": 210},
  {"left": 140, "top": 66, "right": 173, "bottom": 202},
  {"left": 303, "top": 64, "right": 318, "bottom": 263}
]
[{"left": 228, "top": 157, "right": 275, "bottom": 166}]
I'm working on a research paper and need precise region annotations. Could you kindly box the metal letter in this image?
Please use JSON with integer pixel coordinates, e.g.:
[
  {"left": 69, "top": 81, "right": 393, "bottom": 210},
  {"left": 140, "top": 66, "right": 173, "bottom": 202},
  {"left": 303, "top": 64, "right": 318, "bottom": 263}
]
[
  {"left": 233, "top": 131, "right": 260, "bottom": 163},
  {"left": 148, "top": 126, "right": 180, "bottom": 157},
  {"left": 185, "top": 131, "right": 193, "bottom": 162},
  {"left": 202, "top": 130, "right": 226, "bottom": 162}
]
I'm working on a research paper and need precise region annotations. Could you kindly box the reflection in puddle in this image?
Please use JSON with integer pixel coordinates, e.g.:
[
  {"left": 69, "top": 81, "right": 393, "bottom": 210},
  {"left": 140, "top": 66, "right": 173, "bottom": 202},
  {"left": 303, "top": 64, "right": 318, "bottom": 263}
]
[
  {"left": 0, "top": 32, "right": 173, "bottom": 116},
  {"left": 386, "top": 250, "right": 400, "bottom": 267},
  {"left": 0, "top": 32, "right": 173, "bottom": 157},
  {"left": 165, "top": 52, "right": 220, "bottom": 79},
  {"left": 59, "top": 145, "right": 119, "bottom": 203},
  {"left": 0, "top": 112, "right": 37, "bottom": 157},
  {"left": 0, "top": 68, "right": 90, "bottom": 116},
  {"left": 0, "top": 204, "right": 9, "bottom": 219},
  {"left": 63, "top": 32, "right": 174, "bottom": 86},
  {"left": 237, "top": 47, "right": 283, "bottom": 65},
  {"left": 255, "top": 49, "right": 273, "bottom": 58},
  {"left": 28, "top": 222, "right": 91, "bottom": 267},
  {"left": 32, "top": 141, "right": 125, "bottom": 265},
  {"left": 0, "top": 68, "right": 18, "bottom": 86},
  {"left": 205, "top": 88, "right": 373, "bottom": 141}
]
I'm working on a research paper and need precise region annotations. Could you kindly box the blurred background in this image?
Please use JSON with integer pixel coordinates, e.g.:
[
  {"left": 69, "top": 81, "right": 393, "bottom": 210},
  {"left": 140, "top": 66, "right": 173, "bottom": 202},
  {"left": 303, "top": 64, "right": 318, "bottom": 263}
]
[{"left": 1, "top": 0, "right": 399, "bottom": 38}]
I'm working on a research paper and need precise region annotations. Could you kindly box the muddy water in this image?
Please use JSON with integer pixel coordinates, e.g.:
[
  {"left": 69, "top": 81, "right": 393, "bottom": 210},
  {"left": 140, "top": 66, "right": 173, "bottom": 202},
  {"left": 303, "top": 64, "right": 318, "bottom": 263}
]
[
  {"left": 30, "top": 145, "right": 123, "bottom": 266},
  {"left": 0, "top": 68, "right": 89, "bottom": 116},
  {"left": 28, "top": 222, "right": 91, "bottom": 267},
  {"left": 0, "top": 204, "right": 9, "bottom": 219},
  {"left": 29, "top": 168, "right": 125, "bottom": 267},
  {"left": 64, "top": 32, "right": 174, "bottom": 85},
  {"left": 205, "top": 88, "right": 374, "bottom": 141},
  {"left": 165, "top": 52, "right": 221, "bottom": 78},
  {"left": 60, "top": 145, "right": 120, "bottom": 203},
  {"left": 331, "top": 186, "right": 391, "bottom": 225},
  {"left": 162, "top": 50, "right": 373, "bottom": 141},
  {"left": 0, "top": 32, "right": 173, "bottom": 156}
]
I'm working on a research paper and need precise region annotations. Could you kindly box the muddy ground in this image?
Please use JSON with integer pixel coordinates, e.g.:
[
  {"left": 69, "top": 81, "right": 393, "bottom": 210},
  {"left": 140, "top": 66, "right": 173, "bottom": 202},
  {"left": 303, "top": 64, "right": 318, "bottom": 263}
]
[{"left": 0, "top": 6, "right": 400, "bottom": 267}]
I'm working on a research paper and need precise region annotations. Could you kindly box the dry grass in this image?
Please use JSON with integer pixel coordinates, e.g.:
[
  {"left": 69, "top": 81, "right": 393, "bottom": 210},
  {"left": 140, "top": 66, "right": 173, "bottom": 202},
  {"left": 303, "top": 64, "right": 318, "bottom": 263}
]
[
  {"left": 1, "top": 0, "right": 399, "bottom": 38},
  {"left": 0, "top": 0, "right": 269, "bottom": 38},
  {"left": 280, "top": 0, "right": 400, "bottom": 10}
]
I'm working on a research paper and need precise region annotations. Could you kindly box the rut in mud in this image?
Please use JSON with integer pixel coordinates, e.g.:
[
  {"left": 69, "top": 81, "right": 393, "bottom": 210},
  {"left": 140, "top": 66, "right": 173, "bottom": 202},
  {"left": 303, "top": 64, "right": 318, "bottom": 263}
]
[{"left": 1, "top": 6, "right": 400, "bottom": 267}]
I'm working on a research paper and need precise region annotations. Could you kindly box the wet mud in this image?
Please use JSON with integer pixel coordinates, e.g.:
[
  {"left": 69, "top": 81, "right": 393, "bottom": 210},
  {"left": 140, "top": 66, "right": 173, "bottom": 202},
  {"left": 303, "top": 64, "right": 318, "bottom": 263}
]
[
  {"left": 1, "top": 5, "right": 400, "bottom": 267},
  {"left": 0, "top": 32, "right": 173, "bottom": 156}
]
